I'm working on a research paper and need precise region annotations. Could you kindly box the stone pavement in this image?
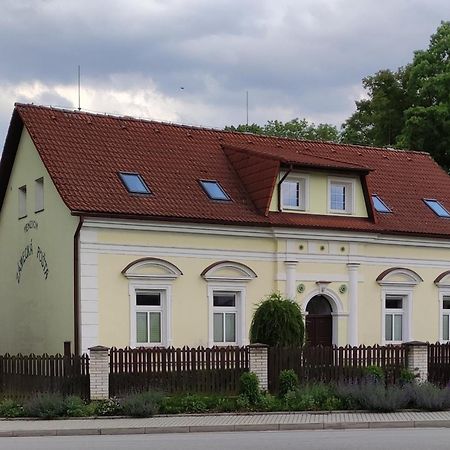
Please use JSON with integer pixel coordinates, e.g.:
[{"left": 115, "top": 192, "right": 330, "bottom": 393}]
[{"left": 1, "top": 411, "right": 450, "bottom": 437}]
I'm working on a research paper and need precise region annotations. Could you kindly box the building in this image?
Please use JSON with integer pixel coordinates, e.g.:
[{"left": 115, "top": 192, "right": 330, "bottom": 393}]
[{"left": 0, "top": 104, "right": 449, "bottom": 355}]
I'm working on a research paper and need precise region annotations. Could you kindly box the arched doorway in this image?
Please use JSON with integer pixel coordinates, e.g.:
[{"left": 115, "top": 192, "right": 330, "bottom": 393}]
[{"left": 305, "top": 295, "right": 332, "bottom": 346}]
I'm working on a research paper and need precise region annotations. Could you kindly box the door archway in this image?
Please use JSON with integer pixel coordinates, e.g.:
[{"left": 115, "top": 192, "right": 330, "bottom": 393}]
[{"left": 305, "top": 295, "right": 333, "bottom": 346}]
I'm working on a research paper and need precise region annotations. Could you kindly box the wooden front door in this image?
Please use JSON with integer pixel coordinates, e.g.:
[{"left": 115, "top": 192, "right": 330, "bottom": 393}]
[{"left": 306, "top": 314, "right": 332, "bottom": 346}]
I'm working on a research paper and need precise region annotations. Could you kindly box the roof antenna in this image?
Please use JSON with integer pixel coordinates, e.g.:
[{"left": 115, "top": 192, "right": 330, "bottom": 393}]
[
  {"left": 246, "top": 90, "right": 249, "bottom": 127},
  {"left": 77, "top": 65, "right": 81, "bottom": 111}
]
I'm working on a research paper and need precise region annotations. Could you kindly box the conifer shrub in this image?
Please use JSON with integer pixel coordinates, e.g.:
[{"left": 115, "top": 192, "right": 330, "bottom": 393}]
[{"left": 250, "top": 292, "right": 304, "bottom": 347}]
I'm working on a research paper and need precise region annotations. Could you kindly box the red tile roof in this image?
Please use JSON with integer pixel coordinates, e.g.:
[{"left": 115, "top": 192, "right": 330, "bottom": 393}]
[{"left": 2, "top": 103, "right": 450, "bottom": 238}]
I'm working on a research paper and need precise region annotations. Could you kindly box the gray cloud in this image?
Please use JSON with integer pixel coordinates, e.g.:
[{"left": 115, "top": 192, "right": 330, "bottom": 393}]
[{"left": 0, "top": 0, "right": 449, "bottom": 144}]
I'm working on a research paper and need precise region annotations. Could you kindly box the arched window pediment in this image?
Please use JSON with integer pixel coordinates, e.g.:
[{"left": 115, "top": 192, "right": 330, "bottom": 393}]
[
  {"left": 122, "top": 258, "right": 182, "bottom": 280},
  {"left": 435, "top": 270, "right": 450, "bottom": 288},
  {"left": 376, "top": 267, "right": 423, "bottom": 287},
  {"left": 201, "top": 261, "right": 257, "bottom": 282}
]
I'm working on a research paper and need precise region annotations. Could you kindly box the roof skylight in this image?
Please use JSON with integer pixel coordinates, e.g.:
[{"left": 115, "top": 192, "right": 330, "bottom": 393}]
[
  {"left": 119, "top": 172, "right": 151, "bottom": 194},
  {"left": 372, "top": 195, "right": 391, "bottom": 213},
  {"left": 423, "top": 199, "right": 450, "bottom": 218},
  {"left": 200, "top": 180, "right": 231, "bottom": 201}
]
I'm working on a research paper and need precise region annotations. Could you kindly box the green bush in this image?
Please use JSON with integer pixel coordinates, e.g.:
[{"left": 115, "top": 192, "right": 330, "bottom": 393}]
[
  {"left": 284, "top": 384, "right": 342, "bottom": 411},
  {"left": 409, "top": 383, "right": 450, "bottom": 411},
  {"left": 364, "top": 365, "right": 385, "bottom": 384},
  {"left": 90, "top": 398, "right": 122, "bottom": 416},
  {"left": 64, "top": 396, "right": 87, "bottom": 417},
  {"left": 0, "top": 399, "right": 24, "bottom": 418},
  {"left": 120, "top": 391, "right": 162, "bottom": 417},
  {"left": 278, "top": 369, "right": 299, "bottom": 398},
  {"left": 250, "top": 292, "right": 304, "bottom": 346},
  {"left": 239, "top": 372, "right": 261, "bottom": 405},
  {"left": 399, "top": 368, "right": 416, "bottom": 385},
  {"left": 23, "top": 393, "right": 66, "bottom": 419}
]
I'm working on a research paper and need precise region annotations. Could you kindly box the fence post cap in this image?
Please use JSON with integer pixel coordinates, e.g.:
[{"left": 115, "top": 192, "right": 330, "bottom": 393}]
[
  {"left": 403, "top": 341, "right": 428, "bottom": 346},
  {"left": 247, "top": 343, "right": 269, "bottom": 348},
  {"left": 89, "top": 345, "right": 110, "bottom": 351}
]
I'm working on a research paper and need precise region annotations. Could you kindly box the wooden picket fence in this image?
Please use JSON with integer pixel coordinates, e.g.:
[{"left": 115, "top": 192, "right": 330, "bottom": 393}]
[
  {"left": 268, "top": 344, "right": 407, "bottom": 393},
  {"left": 0, "top": 353, "right": 90, "bottom": 399},
  {"left": 428, "top": 342, "right": 450, "bottom": 386},
  {"left": 109, "top": 346, "right": 249, "bottom": 396}
]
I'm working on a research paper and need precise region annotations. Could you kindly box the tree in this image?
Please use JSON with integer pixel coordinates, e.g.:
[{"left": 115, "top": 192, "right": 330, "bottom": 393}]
[
  {"left": 341, "top": 68, "right": 409, "bottom": 147},
  {"left": 249, "top": 292, "right": 304, "bottom": 347},
  {"left": 225, "top": 118, "right": 340, "bottom": 142},
  {"left": 342, "top": 21, "right": 450, "bottom": 171},
  {"left": 397, "top": 21, "right": 450, "bottom": 170}
]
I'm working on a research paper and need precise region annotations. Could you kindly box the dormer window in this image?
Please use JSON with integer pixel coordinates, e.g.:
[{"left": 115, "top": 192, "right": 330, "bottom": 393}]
[
  {"left": 200, "top": 180, "right": 231, "bottom": 201},
  {"left": 119, "top": 172, "right": 151, "bottom": 194},
  {"left": 424, "top": 199, "right": 450, "bottom": 218},
  {"left": 281, "top": 175, "right": 307, "bottom": 210},
  {"left": 372, "top": 194, "right": 391, "bottom": 213},
  {"left": 329, "top": 178, "right": 354, "bottom": 214}
]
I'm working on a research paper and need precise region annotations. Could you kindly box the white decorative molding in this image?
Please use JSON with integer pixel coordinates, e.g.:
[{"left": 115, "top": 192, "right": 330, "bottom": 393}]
[
  {"left": 285, "top": 260, "right": 298, "bottom": 299},
  {"left": 377, "top": 267, "right": 423, "bottom": 288},
  {"left": 79, "top": 241, "right": 99, "bottom": 354},
  {"left": 347, "top": 262, "right": 360, "bottom": 346},
  {"left": 201, "top": 261, "right": 257, "bottom": 282},
  {"left": 122, "top": 257, "right": 183, "bottom": 281}
]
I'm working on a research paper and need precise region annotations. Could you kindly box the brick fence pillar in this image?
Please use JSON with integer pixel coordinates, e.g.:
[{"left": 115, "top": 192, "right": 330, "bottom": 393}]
[
  {"left": 248, "top": 344, "right": 269, "bottom": 391},
  {"left": 89, "top": 345, "right": 110, "bottom": 400},
  {"left": 405, "top": 341, "right": 428, "bottom": 383}
]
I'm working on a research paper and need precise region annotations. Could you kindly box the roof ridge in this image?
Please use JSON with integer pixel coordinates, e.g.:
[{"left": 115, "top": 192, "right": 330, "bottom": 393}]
[{"left": 15, "top": 102, "right": 431, "bottom": 156}]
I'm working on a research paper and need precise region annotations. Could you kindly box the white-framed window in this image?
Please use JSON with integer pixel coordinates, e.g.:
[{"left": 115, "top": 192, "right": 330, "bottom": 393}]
[
  {"left": 130, "top": 284, "right": 171, "bottom": 347},
  {"left": 281, "top": 175, "right": 308, "bottom": 210},
  {"left": 208, "top": 285, "right": 245, "bottom": 346},
  {"left": 202, "top": 261, "right": 256, "bottom": 347},
  {"left": 135, "top": 290, "right": 164, "bottom": 345},
  {"left": 123, "top": 258, "right": 183, "bottom": 348},
  {"left": 35, "top": 177, "right": 44, "bottom": 212},
  {"left": 18, "top": 185, "right": 27, "bottom": 219},
  {"left": 442, "top": 295, "right": 450, "bottom": 341},
  {"left": 328, "top": 178, "right": 354, "bottom": 214},
  {"left": 384, "top": 295, "right": 404, "bottom": 343},
  {"left": 213, "top": 291, "right": 238, "bottom": 344}
]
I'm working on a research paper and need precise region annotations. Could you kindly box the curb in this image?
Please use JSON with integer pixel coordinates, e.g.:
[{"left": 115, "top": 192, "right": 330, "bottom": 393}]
[{"left": 2, "top": 420, "right": 450, "bottom": 437}]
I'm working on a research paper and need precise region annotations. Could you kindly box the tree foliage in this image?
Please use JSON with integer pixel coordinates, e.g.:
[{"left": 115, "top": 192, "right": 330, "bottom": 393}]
[
  {"left": 225, "top": 118, "right": 340, "bottom": 142},
  {"left": 342, "top": 21, "right": 450, "bottom": 171},
  {"left": 249, "top": 292, "right": 304, "bottom": 347}
]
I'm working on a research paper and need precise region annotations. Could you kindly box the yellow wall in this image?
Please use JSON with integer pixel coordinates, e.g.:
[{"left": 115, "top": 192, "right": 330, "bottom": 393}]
[
  {"left": 0, "top": 128, "right": 78, "bottom": 354},
  {"left": 89, "top": 221, "right": 450, "bottom": 348},
  {"left": 269, "top": 171, "right": 368, "bottom": 217}
]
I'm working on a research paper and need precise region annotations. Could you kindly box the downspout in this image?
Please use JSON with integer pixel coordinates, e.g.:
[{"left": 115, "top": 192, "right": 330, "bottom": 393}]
[
  {"left": 277, "top": 164, "right": 293, "bottom": 211},
  {"left": 73, "top": 216, "right": 84, "bottom": 355}
]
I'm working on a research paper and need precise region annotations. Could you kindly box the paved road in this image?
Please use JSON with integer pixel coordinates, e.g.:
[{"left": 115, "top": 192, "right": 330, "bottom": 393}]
[{"left": 2, "top": 428, "right": 450, "bottom": 450}]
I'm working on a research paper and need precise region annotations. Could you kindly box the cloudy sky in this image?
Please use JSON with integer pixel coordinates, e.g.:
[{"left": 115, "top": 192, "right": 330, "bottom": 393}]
[{"left": 0, "top": 0, "right": 448, "bottom": 143}]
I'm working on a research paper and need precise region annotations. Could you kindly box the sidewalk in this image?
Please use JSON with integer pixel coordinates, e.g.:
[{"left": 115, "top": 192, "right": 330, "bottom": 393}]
[{"left": 1, "top": 411, "right": 450, "bottom": 437}]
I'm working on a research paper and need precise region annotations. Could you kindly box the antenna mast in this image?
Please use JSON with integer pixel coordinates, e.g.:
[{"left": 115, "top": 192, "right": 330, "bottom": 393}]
[
  {"left": 77, "top": 65, "right": 81, "bottom": 111},
  {"left": 246, "top": 90, "right": 249, "bottom": 126}
]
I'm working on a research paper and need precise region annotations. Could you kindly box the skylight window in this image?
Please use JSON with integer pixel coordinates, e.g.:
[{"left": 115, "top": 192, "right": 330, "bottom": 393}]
[
  {"left": 200, "top": 180, "right": 231, "bottom": 201},
  {"left": 424, "top": 199, "right": 450, "bottom": 218},
  {"left": 119, "top": 172, "right": 151, "bottom": 194},
  {"left": 372, "top": 195, "right": 391, "bottom": 213}
]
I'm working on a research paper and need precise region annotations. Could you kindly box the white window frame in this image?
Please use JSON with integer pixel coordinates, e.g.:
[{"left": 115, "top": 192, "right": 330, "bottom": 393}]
[
  {"left": 381, "top": 288, "right": 412, "bottom": 345},
  {"left": 384, "top": 294, "right": 405, "bottom": 344},
  {"left": 35, "top": 177, "right": 44, "bottom": 213},
  {"left": 281, "top": 174, "right": 309, "bottom": 211},
  {"left": 18, "top": 185, "right": 27, "bottom": 219},
  {"left": 129, "top": 282, "right": 172, "bottom": 348},
  {"left": 439, "top": 291, "right": 450, "bottom": 342},
  {"left": 207, "top": 283, "right": 246, "bottom": 347},
  {"left": 328, "top": 177, "right": 355, "bottom": 214},
  {"left": 212, "top": 291, "right": 239, "bottom": 345}
]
